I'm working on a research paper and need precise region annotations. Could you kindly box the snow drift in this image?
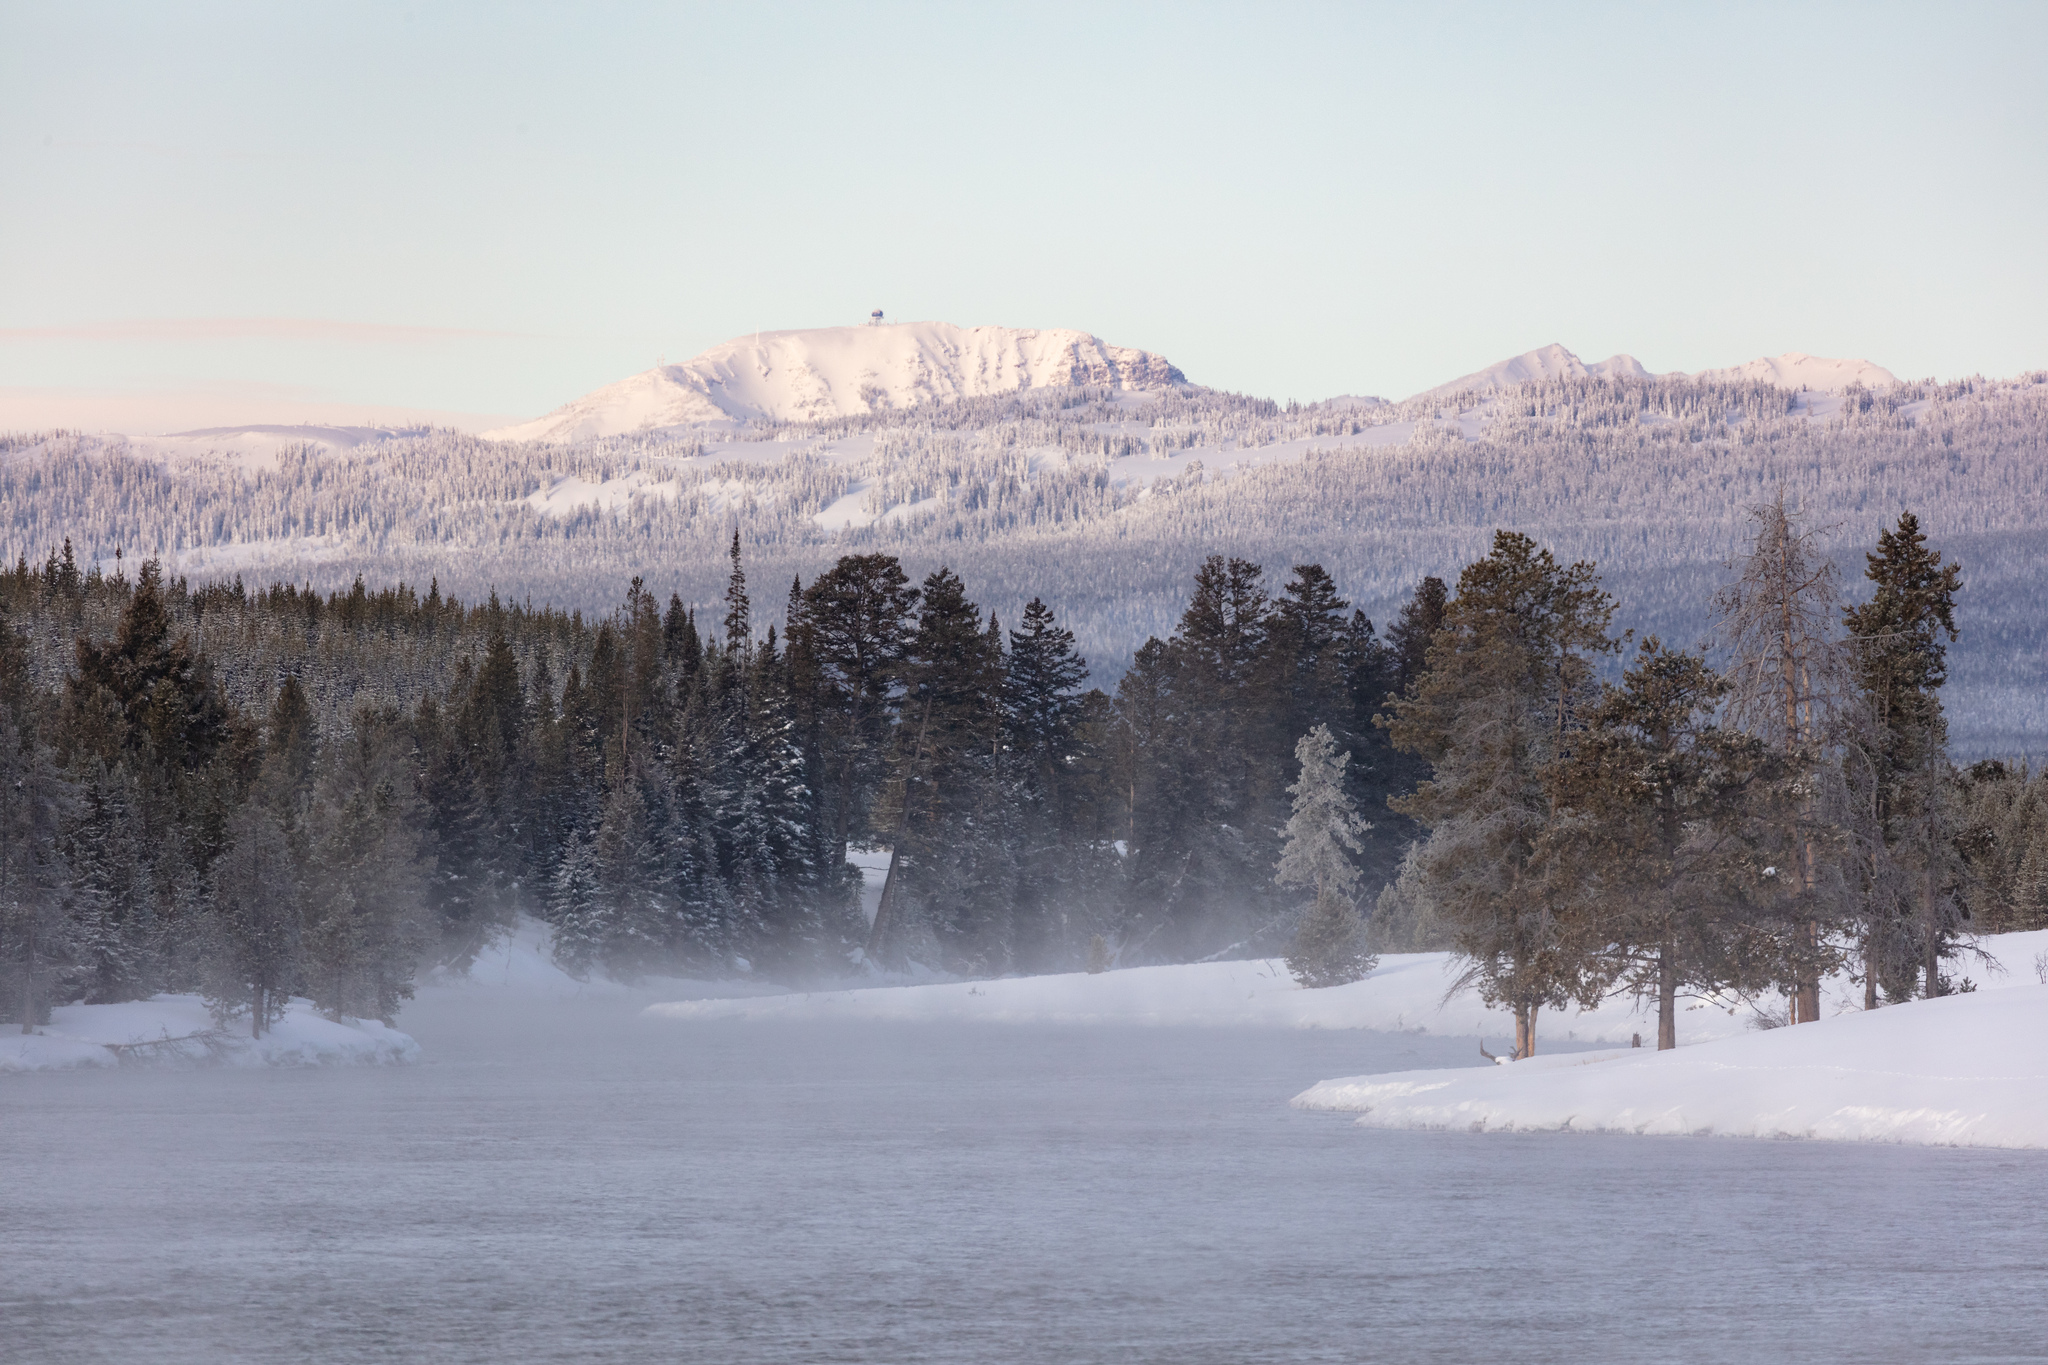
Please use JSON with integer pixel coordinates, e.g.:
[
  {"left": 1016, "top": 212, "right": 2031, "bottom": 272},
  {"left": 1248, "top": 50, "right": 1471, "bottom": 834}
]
[
  {"left": 487, "top": 321, "right": 1187, "bottom": 440},
  {"left": 0, "top": 994, "right": 419, "bottom": 1073},
  {"left": 1292, "top": 980, "right": 2048, "bottom": 1149}
]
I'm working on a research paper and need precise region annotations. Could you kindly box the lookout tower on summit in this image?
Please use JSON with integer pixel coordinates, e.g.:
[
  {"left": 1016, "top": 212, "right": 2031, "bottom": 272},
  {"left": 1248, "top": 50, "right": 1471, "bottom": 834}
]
[{"left": 869, "top": 309, "right": 884, "bottom": 325}]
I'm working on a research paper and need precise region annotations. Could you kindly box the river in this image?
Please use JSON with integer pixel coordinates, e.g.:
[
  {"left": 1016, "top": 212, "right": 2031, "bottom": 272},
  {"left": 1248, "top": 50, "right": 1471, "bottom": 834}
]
[{"left": 5, "top": 983, "right": 2045, "bottom": 1363}]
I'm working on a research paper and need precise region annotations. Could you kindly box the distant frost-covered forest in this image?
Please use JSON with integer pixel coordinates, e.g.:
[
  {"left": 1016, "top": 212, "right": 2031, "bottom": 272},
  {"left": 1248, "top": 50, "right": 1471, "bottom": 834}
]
[{"left": 5, "top": 367, "right": 2046, "bottom": 753}]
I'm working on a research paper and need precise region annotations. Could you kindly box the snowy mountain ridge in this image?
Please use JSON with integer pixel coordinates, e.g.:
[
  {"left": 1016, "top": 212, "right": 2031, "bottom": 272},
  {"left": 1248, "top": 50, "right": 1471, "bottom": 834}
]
[
  {"left": 482, "top": 325, "right": 1900, "bottom": 442},
  {"left": 1409, "top": 343, "right": 1897, "bottom": 402},
  {"left": 486, "top": 322, "right": 1187, "bottom": 442},
  {"left": 1408, "top": 344, "right": 1655, "bottom": 401}
]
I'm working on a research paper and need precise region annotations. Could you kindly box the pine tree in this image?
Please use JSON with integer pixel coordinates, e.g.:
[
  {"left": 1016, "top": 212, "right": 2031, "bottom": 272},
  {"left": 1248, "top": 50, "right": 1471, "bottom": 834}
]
[
  {"left": 1271, "top": 564, "right": 1351, "bottom": 745},
  {"left": 868, "top": 568, "right": 1005, "bottom": 968},
  {"left": 1386, "top": 575, "right": 1448, "bottom": 699},
  {"left": 1547, "top": 639, "right": 1780, "bottom": 1047},
  {"left": 1841, "top": 510, "right": 1964, "bottom": 1002},
  {"left": 1004, "top": 597, "right": 1090, "bottom": 967},
  {"left": 722, "top": 532, "right": 751, "bottom": 655},
  {"left": 1123, "top": 555, "right": 1286, "bottom": 957},
  {"left": 801, "top": 554, "right": 918, "bottom": 865},
  {"left": 1279, "top": 725, "right": 1374, "bottom": 988},
  {"left": 1385, "top": 531, "right": 1620, "bottom": 1057}
]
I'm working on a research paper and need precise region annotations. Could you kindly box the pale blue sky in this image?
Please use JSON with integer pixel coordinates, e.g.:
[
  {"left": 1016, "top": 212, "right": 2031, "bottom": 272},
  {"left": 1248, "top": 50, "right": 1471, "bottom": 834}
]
[{"left": 2, "top": 1, "right": 2043, "bottom": 428}]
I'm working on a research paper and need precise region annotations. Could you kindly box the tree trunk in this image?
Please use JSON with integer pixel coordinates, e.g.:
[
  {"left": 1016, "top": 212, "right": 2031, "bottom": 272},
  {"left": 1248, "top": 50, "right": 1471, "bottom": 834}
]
[
  {"left": 832, "top": 761, "right": 853, "bottom": 871},
  {"left": 1657, "top": 940, "right": 1677, "bottom": 1050},
  {"left": 252, "top": 983, "right": 265, "bottom": 1039},
  {"left": 17, "top": 918, "right": 33, "bottom": 1034},
  {"left": 1513, "top": 1002, "right": 1537, "bottom": 1059},
  {"left": 864, "top": 847, "right": 901, "bottom": 964},
  {"left": 1922, "top": 865, "right": 1940, "bottom": 998},
  {"left": 1864, "top": 929, "right": 1879, "bottom": 1011},
  {"left": 1795, "top": 835, "right": 1820, "bottom": 1023}
]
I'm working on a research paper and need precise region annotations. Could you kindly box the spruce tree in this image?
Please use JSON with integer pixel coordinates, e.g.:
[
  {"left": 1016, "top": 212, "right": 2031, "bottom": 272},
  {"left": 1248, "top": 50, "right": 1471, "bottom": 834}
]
[
  {"left": 868, "top": 568, "right": 1004, "bottom": 968},
  {"left": 1005, "top": 598, "right": 1090, "bottom": 967},
  {"left": 1278, "top": 725, "right": 1374, "bottom": 988},
  {"left": 1386, "top": 575, "right": 1448, "bottom": 700},
  {"left": 801, "top": 554, "right": 918, "bottom": 865},
  {"left": 1841, "top": 511, "right": 1964, "bottom": 1002}
]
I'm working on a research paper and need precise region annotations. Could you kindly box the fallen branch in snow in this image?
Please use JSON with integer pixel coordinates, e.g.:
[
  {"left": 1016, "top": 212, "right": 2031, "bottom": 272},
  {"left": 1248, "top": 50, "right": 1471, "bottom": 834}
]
[{"left": 102, "top": 1028, "right": 232, "bottom": 1062}]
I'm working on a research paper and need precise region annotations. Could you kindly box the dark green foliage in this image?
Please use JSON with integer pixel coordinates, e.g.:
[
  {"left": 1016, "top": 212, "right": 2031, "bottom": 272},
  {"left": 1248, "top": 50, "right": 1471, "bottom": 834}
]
[
  {"left": 1, "top": 509, "right": 1997, "bottom": 1026},
  {"left": 1546, "top": 639, "right": 1784, "bottom": 1047},
  {"left": 1842, "top": 511, "right": 1968, "bottom": 1001},
  {"left": 1384, "top": 531, "right": 1622, "bottom": 1056},
  {"left": 1284, "top": 896, "right": 1372, "bottom": 989}
]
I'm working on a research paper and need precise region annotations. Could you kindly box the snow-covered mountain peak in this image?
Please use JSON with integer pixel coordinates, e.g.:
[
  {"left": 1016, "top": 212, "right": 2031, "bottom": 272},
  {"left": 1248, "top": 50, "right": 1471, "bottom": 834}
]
[
  {"left": 1406, "top": 344, "right": 1897, "bottom": 403},
  {"left": 1410, "top": 344, "right": 1651, "bottom": 401},
  {"left": 1690, "top": 352, "right": 1898, "bottom": 391},
  {"left": 487, "top": 322, "right": 1187, "bottom": 442}
]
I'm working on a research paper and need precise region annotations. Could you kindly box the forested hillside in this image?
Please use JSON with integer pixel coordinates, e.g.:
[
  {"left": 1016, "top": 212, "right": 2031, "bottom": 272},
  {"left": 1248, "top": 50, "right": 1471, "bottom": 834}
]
[{"left": 5, "top": 367, "right": 2047, "bottom": 755}]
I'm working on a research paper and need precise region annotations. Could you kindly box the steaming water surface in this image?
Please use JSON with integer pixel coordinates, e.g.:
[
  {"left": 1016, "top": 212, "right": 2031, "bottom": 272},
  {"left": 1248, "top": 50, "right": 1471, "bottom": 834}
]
[{"left": 6, "top": 987, "right": 2046, "bottom": 1363}]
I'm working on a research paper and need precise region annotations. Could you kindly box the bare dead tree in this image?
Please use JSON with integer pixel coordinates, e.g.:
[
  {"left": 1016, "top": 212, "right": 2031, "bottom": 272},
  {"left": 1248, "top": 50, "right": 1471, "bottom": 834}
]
[{"left": 1713, "top": 492, "right": 1848, "bottom": 1023}]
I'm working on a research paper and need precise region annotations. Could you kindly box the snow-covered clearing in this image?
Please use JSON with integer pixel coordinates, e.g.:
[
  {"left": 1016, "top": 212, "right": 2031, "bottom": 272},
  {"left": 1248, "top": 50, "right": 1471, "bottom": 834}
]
[
  {"left": 1294, "top": 930, "right": 2048, "bottom": 1149},
  {"left": 0, "top": 994, "right": 418, "bottom": 1072}
]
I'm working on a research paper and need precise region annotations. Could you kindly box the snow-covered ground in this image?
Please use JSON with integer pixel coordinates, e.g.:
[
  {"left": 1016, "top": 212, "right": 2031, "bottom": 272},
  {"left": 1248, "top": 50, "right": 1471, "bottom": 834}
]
[
  {"left": 1294, "top": 930, "right": 2048, "bottom": 1149},
  {"left": 644, "top": 946, "right": 1781, "bottom": 1042},
  {"left": 0, "top": 916, "right": 791, "bottom": 1075},
  {"left": 0, "top": 994, "right": 418, "bottom": 1072},
  {"left": 650, "top": 930, "right": 2048, "bottom": 1149}
]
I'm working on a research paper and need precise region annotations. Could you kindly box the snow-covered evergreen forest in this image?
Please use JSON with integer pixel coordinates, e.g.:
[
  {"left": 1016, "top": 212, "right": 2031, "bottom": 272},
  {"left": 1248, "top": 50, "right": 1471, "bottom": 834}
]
[
  {"left": 6, "top": 366, "right": 2047, "bottom": 755},
  {"left": 5, "top": 493, "right": 2048, "bottom": 1032}
]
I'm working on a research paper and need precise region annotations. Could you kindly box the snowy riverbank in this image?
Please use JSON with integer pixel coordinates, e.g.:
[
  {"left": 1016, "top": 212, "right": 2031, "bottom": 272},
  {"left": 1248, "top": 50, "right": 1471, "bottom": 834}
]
[
  {"left": 645, "top": 949, "right": 1816, "bottom": 1042},
  {"left": 1292, "top": 976, "right": 2048, "bottom": 1149},
  {"left": 651, "top": 930, "right": 2048, "bottom": 1038},
  {"left": 651, "top": 930, "right": 2048, "bottom": 1149},
  {"left": 0, "top": 994, "right": 419, "bottom": 1073}
]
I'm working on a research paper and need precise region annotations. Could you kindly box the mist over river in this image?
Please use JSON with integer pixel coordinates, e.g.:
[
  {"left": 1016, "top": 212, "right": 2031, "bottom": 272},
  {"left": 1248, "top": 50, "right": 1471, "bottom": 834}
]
[{"left": 6, "top": 985, "right": 2045, "bottom": 1364}]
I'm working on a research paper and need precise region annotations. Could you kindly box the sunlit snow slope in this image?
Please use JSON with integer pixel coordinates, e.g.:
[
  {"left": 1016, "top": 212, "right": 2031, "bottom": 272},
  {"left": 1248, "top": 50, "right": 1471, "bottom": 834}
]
[
  {"left": 488, "top": 322, "right": 1187, "bottom": 440},
  {"left": 1413, "top": 343, "right": 1896, "bottom": 402},
  {"left": 1410, "top": 343, "right": 1653, "bottom": 400},
  {"left": 1691, "top": 351, "right": 1899, "bottom": 391}
]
